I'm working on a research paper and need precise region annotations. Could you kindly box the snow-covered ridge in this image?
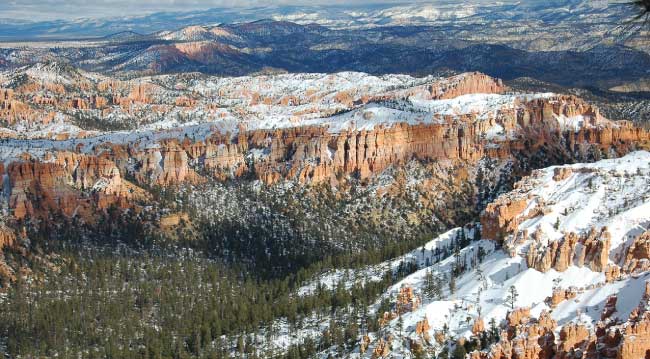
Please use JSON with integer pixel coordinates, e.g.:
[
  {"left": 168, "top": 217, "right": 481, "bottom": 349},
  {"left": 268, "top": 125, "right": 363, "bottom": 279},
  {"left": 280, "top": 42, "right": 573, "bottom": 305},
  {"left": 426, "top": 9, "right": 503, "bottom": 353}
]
[
  {"left": 0, "top": 65, "right": 623, "bottom": 172},
  {"left": 499, "top": 151, "right": 650, "bottom": 259},
  {"left": 0, "top": 64, "right": 567, "bottom": 140},
  {"left": 0, "top": 91, "right": 558, "bottom": 165}
]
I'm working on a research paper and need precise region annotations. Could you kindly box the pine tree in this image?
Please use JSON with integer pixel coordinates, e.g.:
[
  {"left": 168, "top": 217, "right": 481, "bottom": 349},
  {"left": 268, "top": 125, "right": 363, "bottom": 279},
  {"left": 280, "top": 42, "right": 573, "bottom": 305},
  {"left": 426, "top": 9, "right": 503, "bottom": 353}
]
[
  {"left": 489, "top": 318, "right": 500, "bottom": 343},
  {"left": 398, "top": 314, "right": 404, "bottom": 336},
  {"left": 424, "top": 269, "right": 437, "bottom": 299},
  {"left": 449, "top": 274, "right": 456, "bottom": 294},
  {"left": 477, "top": 246, "right": 486, "bottom": 262},
  {"left": 452, "top": 343, "right": 467, "bottom": 359},
  {"left": 505, "top": 285, "right": 518, "bottom": 309}
]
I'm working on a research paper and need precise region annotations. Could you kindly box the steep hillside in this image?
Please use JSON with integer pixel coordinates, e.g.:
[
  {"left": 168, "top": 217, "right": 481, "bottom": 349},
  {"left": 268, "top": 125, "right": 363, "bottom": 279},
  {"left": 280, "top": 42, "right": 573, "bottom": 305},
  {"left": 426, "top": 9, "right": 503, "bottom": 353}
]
[{"left": 346, "top": 151, "right": 650, "bottom": 359}]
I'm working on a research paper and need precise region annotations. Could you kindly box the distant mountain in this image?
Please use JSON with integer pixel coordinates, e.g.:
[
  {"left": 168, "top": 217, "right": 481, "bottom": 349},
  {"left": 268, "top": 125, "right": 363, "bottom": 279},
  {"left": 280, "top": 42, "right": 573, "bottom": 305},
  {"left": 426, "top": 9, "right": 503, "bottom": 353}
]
[
  {"left": 0, "top": 1, "right": 639, "bottom": 48},
  {"left": 0, "top": 0, "right": 646, "bottom": 94},
  {"left": 2, "top": 19, "right": 649, "bottom": 91},
  {"left": 102, "top": 31, "right": 149, "bottom": 42}
]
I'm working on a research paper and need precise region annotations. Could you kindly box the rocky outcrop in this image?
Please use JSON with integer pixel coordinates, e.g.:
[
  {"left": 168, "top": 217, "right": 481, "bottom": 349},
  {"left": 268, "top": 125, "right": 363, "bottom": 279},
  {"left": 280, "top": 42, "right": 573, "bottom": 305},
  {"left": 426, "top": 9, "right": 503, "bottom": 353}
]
[
  {"left": 0, "top": 225, "right": 16, "bottom": 251},
  {"left": 623, "top": 231, "right": 650, "bottom": 274},
  {"left": 552, "top": 167, "right": 573, "bottom": 181},
  {"left": 507, "top": 307, "right": 531, "bottom": 328},
  {"left": 618, "top": 311, "right": 650, "bottom": 359},
  {"left": 6, "top": 151, "right": 146, "bottom": 222},
  {"left": 244, "top": 121, "right": 486, "bottom": 185},
  {"left": 614, "top": 282, "right": 650, "bottom": 359},
  {"left": 580, "top": 227, "right": 611, "bottom": 272},
  {"left": 606, "top": 264, "right": 622, "bottom": 283},
  {"left": 472, "top": 310, "right": 556, "bottom": 359},
  {"left": 472, "top": 317, "right": 485, "bottom": 334},
  {"left": 416, "top": 318, "right": 431, "bottom": 338},
  {"left": 429, "top": 72, "right": 506, "bottom": 100},
  {"left": 526, "top": 227, "right": 611, "bottom": 273},
  {"left": 133, "top": 140, "right": 204, "bottom": 186},
  {"left": 396, "top": 286, "right": 421, "bottom": 314},
  {"left": 127, "top": 83, "right": 153, "bottom": 104},
  {"left": 587, "top": 286, "right": 650, "bottom": 359},
  {"left": 8, "top": 160, "right": 79, "bottom": 220},
  {"left": 360, "top": 335, "right": 371, "bottom": 354},
  {"left": 602, "top": 295, "right": 619, "bottom": 321},
  {"left": 159, "top": 212, "right": 190, "bottom": 229},
  {"left": 548, "top": 287, "right": 579, "bottom": 308},
  {"left": 0, "top": 87, "right": 41, "bottom": 125},
  {"left": 371, "top": 338, "right": 391, "bottom": 359},
  {"left": 378, "top": 311, "right": 398, "bottom": 327},
  {"left": 557, "top": 323, "right": 590, "bottom": 356},
  {"left": 482, "top": 198, "right": 529, "bottom": 242},
  {"left": 474, "top": 285, "right": 650, "bottom": 359}
]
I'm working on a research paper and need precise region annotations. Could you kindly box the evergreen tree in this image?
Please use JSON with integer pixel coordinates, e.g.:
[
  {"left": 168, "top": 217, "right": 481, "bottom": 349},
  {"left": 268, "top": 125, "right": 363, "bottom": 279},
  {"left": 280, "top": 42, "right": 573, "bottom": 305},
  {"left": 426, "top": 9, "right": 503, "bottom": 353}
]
[
  {"left": 505, "top": 285, "right": 519, "bottom": 309},
  {"left": 452, "top": 343, "right": 467, "bottom": 359},
  {"left": 489, "top": 318, "right": 500, "bottom": 343},
  {"left": 449, "top": 274, "right": 457, "bottom": 295},
  {"left": 424, "top": 269, "right": 438, "bottom": 299}
]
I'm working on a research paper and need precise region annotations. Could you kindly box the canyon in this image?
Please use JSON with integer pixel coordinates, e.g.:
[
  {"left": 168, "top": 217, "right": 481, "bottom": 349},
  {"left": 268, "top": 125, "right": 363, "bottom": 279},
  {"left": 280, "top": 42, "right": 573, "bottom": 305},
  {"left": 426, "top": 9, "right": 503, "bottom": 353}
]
[
  {"left": 1, "top": 1, "right": 650, "bottom": 358},
  {"left": 0, "top": 59, "right": 649, "bottom": 358}
]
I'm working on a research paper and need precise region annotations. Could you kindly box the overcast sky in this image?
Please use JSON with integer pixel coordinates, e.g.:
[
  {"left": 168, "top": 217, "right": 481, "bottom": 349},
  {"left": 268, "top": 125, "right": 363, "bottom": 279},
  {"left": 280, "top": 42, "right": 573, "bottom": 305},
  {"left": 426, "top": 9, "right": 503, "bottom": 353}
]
[
  {"left": 0, "top": 0, "right": 405, "bottom": 21},
  {"left": 0, "top": 0, "right": 530, "bottom": 21}
]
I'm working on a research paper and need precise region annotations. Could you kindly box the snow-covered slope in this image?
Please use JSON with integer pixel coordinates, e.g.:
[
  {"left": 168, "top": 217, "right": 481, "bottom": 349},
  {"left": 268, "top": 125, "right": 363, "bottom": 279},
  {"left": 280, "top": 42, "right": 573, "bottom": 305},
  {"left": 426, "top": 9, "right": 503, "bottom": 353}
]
[
  {"left": 497, "top": 151, "right": 650, "bottom": 262},
  {"left": 297, "top": 227, "right": 478, "bottom": 297},
  {"left": 345, "top": 151, "right": 650, "bottom": 358}
]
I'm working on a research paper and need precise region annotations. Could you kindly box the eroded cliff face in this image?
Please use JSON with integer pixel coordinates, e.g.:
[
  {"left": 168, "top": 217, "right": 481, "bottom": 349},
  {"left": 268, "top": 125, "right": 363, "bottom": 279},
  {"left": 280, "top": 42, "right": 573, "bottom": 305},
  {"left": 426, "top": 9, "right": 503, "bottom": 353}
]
[
  {"left": 471, "top": 310, "right": 557, "bottom": 359},
  {"left": 249, "top": 94, "right": 647, "bottom": 187},
  {"left": 471, "top": 151, "right": 650, "bottom": 359},
  {"left": 525, "top": 227, "right": 611, "bottom": 273},
  {"left": 6, "top": 151, "right": 147, "bottom": 222},
  {"left": 480, "top": 158, "right": 649, "bottom": 279},
  {"left": 429, "top": 72, "right": 506, "bottom": 100},
  {"left": 5, "top": 91, "right": 648, "bottom": 227},
  {"left": 623, "top": 231, "right": 650, "bottom": 275},
  {"left": 1, "top": 70, "right": 649, "bottom": 294},
  {"left": 0, "top": 225, "right": 16, "bottom": 252},
  {"left": 137, "top": 95, "right": 649, "bottom": 186},
  {"left": 618, "top": 291, "right": 650, "bottom": 359}
]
